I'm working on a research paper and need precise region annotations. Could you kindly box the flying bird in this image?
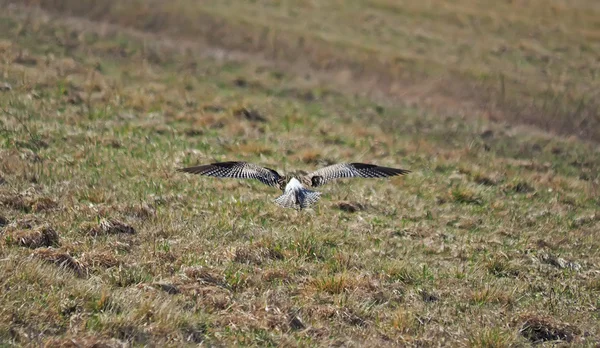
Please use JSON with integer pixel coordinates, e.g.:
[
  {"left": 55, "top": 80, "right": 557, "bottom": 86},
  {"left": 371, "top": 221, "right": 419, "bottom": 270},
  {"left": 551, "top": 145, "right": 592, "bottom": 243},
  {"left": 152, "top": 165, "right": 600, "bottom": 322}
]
[{"left": 177, "top": 161, "right": 410, "bottom": 210}]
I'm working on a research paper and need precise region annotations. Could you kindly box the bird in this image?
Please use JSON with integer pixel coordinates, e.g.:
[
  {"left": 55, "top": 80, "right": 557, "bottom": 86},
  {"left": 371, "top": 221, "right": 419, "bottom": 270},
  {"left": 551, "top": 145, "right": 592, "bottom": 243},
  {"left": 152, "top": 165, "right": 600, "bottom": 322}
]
[{"left": 177, "top": 161, "right": 410, "bottom": 210}]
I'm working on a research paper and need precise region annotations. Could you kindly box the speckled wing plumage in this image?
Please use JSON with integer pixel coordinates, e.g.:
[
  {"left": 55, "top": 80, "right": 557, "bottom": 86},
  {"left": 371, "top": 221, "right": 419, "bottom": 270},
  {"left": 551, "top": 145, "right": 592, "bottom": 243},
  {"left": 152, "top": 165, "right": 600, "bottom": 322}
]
[
  {"left": 177, "top": 161, "right": 282, "bottom": 187},
  {"left": 305, "top": 163, "right": 410, "bottom": 187}
]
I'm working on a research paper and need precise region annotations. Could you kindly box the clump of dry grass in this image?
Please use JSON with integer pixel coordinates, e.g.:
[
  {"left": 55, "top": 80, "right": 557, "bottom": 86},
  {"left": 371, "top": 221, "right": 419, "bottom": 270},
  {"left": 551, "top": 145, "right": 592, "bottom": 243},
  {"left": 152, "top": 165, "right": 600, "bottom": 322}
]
[
  {"left": 31, "top": 197, "right": 59, "bottom": 212},
  {"left": 296, "top": 149, "right": 322, "bottom": 165},
  {"left": 469, "top": 285, "right": 514, "bottom": 306},
  {"left": 32, "top": 248, "right": 87, "bottom": 277},
  {"left": 192, "top": 113, "right": 228, "bottom": 130},
  {"left": 233, "top": 244, "right": 284, "bottom": 265},
  {"left": 391, "top": 309, "right": 418, "bottom": 335},
  {"left": 227, "top": 141, "right": 273, "bottom": 156},
  {"left": 0, "top": 193, "right": 58, "bottom": 213},
  {"left": 449, "top": 187, "right": 483, "bottom": 205},
  {"left": 5, "top": 225, "right": 60, "bottom": 248},
  {"left": 0, "top": 193, "right": 31, "bottom": 212},
  {"left": 261, "top": 269, "right": 291, "bottom": 284},
  {"left": 80, "top": 250, "right": 120, "bottom": 269},
  {"left": 485, "top": 257, "right": 521, "bottom": 278},
  {"left": 151, "top": 282, "right": 180, "bottom": 295},
  {"left": 310, "top": 274, "right": 351, "bottom": 295},
  {"left": 506, "top": 181, "right": 535, "bottom": 194},
  {"left": 472, "top": 171, "right": 501, "bottom": 186},
  {"left": 469, "top": 328, "right": 517, "bottom": 348},
  {"left": 85, "top": 219, "right": 135, "bottom": 236},
  {"left": 587, "top": 277, "right": 600, "bottom": 292},
  {"left": 123, "top": 203, "right": 156, "bottom": 220},
  {"left": 43, "top": 336, "right": 127, "bottom": 348},
  {"left": 232, "top": 107, "right": 267, "bottom": 123},
  {"left": 184, "top": 267, "right": 226, "bottom": 288}
]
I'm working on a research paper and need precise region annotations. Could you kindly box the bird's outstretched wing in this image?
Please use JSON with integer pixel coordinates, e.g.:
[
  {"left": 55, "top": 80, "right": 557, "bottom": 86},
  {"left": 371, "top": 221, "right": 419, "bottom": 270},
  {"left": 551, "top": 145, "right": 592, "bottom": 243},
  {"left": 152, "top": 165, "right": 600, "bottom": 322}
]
[
  {"left": 305, "top": 163, "right": 410, "bottom": 187},
  {"left": 177, "top": 161, "right": 282, "bottom": 187}
]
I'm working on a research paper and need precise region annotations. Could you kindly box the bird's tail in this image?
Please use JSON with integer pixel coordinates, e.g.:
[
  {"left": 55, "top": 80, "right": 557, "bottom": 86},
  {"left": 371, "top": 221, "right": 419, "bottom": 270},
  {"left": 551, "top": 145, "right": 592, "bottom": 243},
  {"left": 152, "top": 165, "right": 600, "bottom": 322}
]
[{"left": 274, "top": 188, "right": 321, "bottom": 210}]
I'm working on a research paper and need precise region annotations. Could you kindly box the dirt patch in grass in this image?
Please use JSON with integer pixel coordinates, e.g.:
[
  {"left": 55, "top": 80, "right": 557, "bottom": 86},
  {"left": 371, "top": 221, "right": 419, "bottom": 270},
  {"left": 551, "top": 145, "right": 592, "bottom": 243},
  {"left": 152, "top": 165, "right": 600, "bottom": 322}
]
[
  {"left": 336, "top": 201, "right": 366, "bottom": 213},
  {"left": 519, "top": 314, "right": 581, "bottom": 344}
]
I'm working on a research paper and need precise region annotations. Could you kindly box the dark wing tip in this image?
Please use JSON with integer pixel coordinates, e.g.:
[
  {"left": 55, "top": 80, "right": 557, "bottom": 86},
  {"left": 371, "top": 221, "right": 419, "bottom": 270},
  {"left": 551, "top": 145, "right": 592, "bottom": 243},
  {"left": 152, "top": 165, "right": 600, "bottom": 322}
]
[
  {"left": 349, "top": 163, "right": 377, "bottom": 169},
  {"left": 381, "top": 167, "right": 411, "bottom": 176},
  {"left": 350, "top": 163, "right": 411, "bottom": 177}
]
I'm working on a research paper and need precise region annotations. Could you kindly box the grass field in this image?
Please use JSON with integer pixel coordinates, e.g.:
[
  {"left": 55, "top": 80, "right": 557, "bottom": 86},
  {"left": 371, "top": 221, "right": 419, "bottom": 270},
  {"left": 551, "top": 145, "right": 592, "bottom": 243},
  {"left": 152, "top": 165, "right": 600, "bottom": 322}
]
[
  {"left": 8, "top": 0, "right": 600, "bottom": 142},
  {"left": 1, "top": 2, "right": 599, "bottom": 347}
]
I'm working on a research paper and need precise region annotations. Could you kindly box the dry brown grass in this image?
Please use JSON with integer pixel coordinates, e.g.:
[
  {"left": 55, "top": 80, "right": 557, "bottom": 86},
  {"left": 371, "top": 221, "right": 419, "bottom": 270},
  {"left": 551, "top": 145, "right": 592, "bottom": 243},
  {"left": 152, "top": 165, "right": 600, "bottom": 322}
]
[
  {"left": 5, "top": 225, "right": 59, "bottom": 249},
  {"left": 32, "top": 248, "right": 87, "bottom": 277},
  {"left": 5, "top": 0, "right": 600, "bottom": 142},
  {"left": 85, "top": 219, "right": 136, "bottom": 237}
]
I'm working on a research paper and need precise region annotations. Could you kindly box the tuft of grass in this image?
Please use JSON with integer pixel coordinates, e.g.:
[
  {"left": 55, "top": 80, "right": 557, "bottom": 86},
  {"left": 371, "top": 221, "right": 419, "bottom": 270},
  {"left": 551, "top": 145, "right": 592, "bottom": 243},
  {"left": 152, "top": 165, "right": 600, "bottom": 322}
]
[
  {"left": 470, "top": 285, "right": 514, "bottom": 307},
  {"left": 297, "top": 149, "right": 322, "bottom": 165},
  {"left": 468, "top": 328, "right": 517, "bottom": 348},
  {"left": 451, "top": 187, "right": 483, "bottom": 205},
  {"left": 391, "top": 309, "right": 418, "bottom": 335},
  {"left": 485, "top": 257, "right": 521, "bottom": 278},
  {"left": 311, "top": 274, "right": 349, "bottom": 295},
  {"left": 106, "top": 266, "right": 153, "bottom": 287},
  {"left": 383, "top": 262, "right": 420, "bottom": 285},
  {"left": 234, "top": 242, "right": 284, "bottom": 265}
]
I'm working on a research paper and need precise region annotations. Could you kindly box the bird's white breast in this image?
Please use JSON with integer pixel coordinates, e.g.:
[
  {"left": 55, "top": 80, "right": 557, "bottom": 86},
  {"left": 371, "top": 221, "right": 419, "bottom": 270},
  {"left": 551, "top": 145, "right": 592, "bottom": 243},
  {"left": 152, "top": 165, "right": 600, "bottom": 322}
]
[{"left": 284, "top": 177, "right": 303, "bottom": 192}]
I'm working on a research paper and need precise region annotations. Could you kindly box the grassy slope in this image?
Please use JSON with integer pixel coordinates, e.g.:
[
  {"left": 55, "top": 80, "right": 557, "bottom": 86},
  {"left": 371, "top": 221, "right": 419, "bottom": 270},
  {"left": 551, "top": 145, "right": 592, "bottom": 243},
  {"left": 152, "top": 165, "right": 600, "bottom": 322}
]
[
  {"left": 1, "top": 6, "right": 600, "bottom": 348},
  {"left": 7, "top": 0, "right": 600, "bottom": 142}
]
